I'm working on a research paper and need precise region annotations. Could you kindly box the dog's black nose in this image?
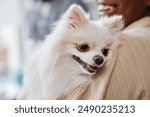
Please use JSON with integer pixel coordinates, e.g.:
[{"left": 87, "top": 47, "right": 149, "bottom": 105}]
[{"left": 93, "top": 55, "right": 104, "bottom": 65}]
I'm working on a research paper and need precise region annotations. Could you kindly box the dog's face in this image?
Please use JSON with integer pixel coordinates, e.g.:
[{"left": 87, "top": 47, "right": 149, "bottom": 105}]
[
  {"left": 71, "top": 39, "right": 110, "bottom": 75},
  {"left": 62, "top": 33, "right": 113, "bottom": 75},
  {"left": 52, "top": 4, "right": 124, "bottom": 75}
]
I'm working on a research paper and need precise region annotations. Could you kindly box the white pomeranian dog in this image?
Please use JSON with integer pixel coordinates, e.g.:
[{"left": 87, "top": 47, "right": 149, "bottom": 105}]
[{"left": 17, "top": 4, "right": 124, "bottom": 99}]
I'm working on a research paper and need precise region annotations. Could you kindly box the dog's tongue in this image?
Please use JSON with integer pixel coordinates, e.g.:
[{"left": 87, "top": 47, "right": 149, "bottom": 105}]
[{"left": 87, "top": 64, "right": 97, "bottom": 73}]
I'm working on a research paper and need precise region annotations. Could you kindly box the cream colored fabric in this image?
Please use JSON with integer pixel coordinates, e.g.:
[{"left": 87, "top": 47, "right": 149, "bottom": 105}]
[
  {"left": 104, "top": 17, "right": 150, "bottom": 99},
  {"left": 59, "top": 17, "right": 150, "bottom": 100}
]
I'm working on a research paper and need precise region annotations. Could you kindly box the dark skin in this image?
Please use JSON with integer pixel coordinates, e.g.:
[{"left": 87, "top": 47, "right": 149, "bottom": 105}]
[{"left": 96, "top": 0, "right": 150, "bottom": 26}]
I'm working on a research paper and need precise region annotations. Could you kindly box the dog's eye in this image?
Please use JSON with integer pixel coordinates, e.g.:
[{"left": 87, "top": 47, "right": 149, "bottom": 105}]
[
  {"left": 101, "top": 48, "right": 109, "bottom": 56},
  {"left": 77, "top": 43, "right": 89, "bottom": 52}
]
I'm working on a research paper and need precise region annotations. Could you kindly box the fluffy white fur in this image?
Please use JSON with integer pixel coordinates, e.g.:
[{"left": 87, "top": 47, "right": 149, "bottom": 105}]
[{"left": 17, "top": 4, "right": 124, "bottom": 99}]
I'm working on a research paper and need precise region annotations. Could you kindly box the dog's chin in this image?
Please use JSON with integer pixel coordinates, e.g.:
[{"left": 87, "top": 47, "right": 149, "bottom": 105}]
[{"left": 72, "top": 55, "right": 99, "bottom": 75}]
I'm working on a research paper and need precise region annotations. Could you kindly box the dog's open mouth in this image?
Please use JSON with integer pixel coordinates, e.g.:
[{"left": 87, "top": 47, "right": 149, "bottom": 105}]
[{"left": 73, "top": 55, "right": 98, "bottom": 74}]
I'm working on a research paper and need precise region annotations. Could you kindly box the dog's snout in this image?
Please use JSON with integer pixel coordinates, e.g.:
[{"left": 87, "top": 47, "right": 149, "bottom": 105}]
[{"left": 93, "top": 55, "right": 104, "bottom": 65}]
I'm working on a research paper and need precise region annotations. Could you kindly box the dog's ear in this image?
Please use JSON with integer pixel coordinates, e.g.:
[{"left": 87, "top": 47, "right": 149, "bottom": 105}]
[
  {"left": 64, "top": 4, "right": 89, "bottom": 29},
  {"left": 101, "top": 15, "right": 124, "bottom": 33}
]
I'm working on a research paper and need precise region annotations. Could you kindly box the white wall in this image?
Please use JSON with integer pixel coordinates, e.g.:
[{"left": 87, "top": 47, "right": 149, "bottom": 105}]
[
  {"left": 0, "top": 0, "right": 24, "bottom": 78},
  {"left": 0, "top": 0, "right": 23, "bottom": 26}
]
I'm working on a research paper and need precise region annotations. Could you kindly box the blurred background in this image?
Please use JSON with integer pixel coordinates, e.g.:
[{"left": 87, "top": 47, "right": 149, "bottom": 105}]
[{"left": 0, "top": 0, "right": 98, "bottom": 99}]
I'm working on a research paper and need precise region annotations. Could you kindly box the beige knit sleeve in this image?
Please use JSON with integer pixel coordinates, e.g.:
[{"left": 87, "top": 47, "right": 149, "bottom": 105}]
[{"left": 104, "top": 35, "right": 150, "bottom": 100}]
